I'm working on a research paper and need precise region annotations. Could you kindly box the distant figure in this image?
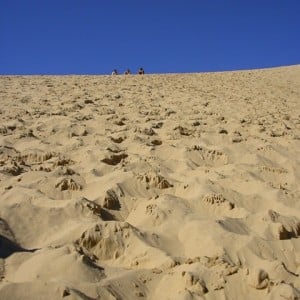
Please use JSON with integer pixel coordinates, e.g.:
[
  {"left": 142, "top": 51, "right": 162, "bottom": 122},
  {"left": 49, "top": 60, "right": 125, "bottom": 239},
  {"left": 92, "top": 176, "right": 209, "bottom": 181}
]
[
  {"left": 124, "top": 69, "right": 131, "bottom": 75},
  {"left": 138, "top": 67, "right": 145, "bottom": 75},
  {"left": 112, "top": 69, "right": 118, "bottom": 75}
]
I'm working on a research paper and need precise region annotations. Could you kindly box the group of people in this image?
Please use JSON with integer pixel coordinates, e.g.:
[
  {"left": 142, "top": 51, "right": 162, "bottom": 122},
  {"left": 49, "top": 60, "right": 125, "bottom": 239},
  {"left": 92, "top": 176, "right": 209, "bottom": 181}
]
[{"left": 112, "top": 67, "right": 145, "bottom": 75}]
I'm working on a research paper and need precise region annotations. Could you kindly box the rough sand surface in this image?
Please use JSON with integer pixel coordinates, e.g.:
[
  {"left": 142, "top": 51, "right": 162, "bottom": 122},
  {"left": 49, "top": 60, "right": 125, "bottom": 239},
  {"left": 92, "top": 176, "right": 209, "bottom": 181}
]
[{"left": 0, "top": 65, "right": 300, "bottom": 299}]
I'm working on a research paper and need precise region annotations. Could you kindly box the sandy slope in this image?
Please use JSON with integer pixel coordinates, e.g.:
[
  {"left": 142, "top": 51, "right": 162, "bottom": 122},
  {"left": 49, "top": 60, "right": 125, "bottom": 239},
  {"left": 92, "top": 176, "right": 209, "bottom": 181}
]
[{"left": 0, "top": 65, "right": 300, "bottom": 300}]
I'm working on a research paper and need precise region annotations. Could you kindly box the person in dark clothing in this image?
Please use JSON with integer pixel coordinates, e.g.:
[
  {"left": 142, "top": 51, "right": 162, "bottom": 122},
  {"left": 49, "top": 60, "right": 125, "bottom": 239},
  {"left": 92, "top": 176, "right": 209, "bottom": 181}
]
[{"left": 138, "top": 67, "right": 145, "bottom": 75}]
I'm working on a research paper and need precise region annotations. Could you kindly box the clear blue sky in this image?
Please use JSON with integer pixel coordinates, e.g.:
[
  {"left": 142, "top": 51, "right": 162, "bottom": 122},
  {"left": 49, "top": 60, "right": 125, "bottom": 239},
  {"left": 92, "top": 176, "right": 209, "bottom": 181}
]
[{"left": 1, "top": 1, "right": 300, "bottom": 75}]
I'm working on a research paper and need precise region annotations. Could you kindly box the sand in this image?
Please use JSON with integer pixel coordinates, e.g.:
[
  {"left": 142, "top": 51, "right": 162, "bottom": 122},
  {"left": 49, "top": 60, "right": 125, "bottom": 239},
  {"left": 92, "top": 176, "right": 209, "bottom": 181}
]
[{"left": 0, "top": 65, "right": 300, "bottom": 299}]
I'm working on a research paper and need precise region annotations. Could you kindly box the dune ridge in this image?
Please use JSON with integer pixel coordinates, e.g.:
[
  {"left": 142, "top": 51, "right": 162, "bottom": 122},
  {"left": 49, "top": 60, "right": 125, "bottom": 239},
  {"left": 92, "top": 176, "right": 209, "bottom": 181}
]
[{"left": 0, "top": 65, "right": 300, "bottom": 299}]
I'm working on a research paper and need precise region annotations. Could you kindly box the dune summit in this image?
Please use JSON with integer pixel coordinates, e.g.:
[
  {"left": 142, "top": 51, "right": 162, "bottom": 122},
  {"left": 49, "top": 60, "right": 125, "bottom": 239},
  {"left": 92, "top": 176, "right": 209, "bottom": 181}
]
[{"left": 0, "top": 65, "right": 300, "bottom": 299}]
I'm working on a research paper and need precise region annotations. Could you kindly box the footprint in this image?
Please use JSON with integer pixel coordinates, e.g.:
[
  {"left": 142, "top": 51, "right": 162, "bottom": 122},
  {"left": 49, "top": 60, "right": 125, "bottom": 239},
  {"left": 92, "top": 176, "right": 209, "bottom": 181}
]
[
  {"left": 186, "top": 146, "right": 228, "bottom": 167},
  {"left": 136, "top": 171, "right": 173, "bottom": 189},
  {"left": 101, "top": 153, "right": 128, "bottom": 166}
]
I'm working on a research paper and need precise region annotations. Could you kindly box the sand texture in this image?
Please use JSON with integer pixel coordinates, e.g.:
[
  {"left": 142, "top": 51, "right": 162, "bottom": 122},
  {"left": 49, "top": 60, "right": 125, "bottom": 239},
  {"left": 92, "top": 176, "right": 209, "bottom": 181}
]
[{"left": 0, "top": 65, "right": 300, "bottom": 299}]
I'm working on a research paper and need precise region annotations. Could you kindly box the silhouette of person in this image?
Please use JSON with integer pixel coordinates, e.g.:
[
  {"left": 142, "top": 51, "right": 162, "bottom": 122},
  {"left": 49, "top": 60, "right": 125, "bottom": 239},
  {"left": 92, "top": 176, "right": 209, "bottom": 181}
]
[{"left": 138, "top": 67, "right": 145, "bottom": 75}]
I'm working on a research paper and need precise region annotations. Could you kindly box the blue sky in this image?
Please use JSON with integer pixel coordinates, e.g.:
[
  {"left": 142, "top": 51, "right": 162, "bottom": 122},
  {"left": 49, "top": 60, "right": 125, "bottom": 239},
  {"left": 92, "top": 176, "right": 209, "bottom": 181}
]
[{"left": 1, "top": 1, "right": 300, "bottom": 74}]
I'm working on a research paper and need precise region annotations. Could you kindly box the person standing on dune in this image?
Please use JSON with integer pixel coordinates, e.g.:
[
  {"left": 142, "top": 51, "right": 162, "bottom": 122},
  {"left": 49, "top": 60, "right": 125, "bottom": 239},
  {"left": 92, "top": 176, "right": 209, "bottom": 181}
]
[{"left": 138, "top": 67, "right": 145, "bottom": 75}]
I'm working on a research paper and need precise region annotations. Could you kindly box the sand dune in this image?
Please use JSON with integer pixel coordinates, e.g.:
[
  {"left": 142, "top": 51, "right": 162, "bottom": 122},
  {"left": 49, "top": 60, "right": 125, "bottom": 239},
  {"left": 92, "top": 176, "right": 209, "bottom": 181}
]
[{"left": 0, "top": 65, "right": 300, "bottom": 299}]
